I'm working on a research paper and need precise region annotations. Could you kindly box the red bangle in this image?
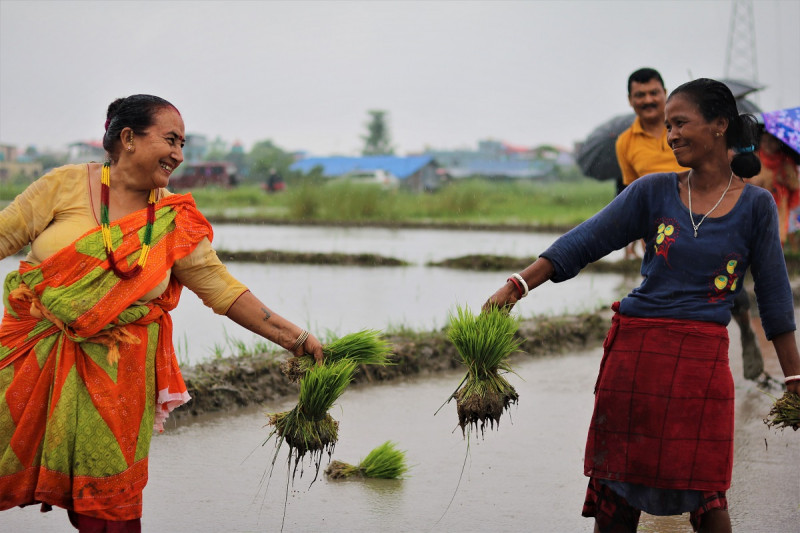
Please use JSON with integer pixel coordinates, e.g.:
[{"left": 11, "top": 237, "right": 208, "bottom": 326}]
[{"left": 507, "top": 277, "right": 523, "bottom": 298}]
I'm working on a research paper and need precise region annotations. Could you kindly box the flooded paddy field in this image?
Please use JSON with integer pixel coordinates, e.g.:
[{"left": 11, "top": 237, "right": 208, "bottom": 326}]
[
  {"left": 1, "top": 224, "right": 797, "bottom": 531},
  {"left": 4, "top": 317, "right": 798, "bottom": 532},
  {"left": 0, "top": 224, "right": 630, "bottom": 365}
]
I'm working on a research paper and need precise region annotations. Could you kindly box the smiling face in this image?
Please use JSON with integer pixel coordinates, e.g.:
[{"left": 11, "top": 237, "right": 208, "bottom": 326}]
[
  {"left": 127, "top": 107, "right": 185, "bottom": 189},
  {"left": 665, "top": 94, "right": 726, "bottom": 168},
  {"left": 628, "top": 78, "right": 667, "bottom": 124}
]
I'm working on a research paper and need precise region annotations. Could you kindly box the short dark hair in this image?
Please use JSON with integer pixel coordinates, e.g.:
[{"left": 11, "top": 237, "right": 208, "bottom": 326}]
[
  {"left": 627, "top": 68, "right": 665, "bottom": 95},
  {"left": 668, "top": 78, "right": 761, "bottom": 178},
  {"left": 103, "top": 94, "right": 179, "bottom": 161}
]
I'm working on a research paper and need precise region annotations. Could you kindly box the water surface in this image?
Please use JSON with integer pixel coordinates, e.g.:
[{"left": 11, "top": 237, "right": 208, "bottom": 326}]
[
  {"left": 0, "top": 225, "right": 631, "bottom": 365},
  {"left": 4, "top": 333, "right": 796, "bottom": 532}
]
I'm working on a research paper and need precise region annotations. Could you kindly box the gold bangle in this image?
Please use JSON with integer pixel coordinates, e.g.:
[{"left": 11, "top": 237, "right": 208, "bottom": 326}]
[{"left": 291, "top": 329, "right": 309, "bottom": 352}]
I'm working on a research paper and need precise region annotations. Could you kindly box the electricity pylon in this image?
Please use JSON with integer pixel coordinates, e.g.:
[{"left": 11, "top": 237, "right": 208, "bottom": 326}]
[{"left": 724, "top": 0, "right": 758, "bottom": 84}]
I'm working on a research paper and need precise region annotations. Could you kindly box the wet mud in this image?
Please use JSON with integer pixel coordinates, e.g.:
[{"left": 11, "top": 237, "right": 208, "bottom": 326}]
[{"left": 215, "top": 249, "right": 410, "bottom": 267}]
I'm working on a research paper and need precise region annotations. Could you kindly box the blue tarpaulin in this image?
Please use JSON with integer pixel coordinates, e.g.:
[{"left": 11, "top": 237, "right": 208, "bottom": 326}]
[{"left": 290, "top": 155, "right": 434, "bottom": 179}]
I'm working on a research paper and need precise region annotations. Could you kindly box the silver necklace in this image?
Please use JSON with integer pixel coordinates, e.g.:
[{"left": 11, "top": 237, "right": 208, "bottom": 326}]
[{"left": 687, "top": 172, "right": 734, "bottom": 238}]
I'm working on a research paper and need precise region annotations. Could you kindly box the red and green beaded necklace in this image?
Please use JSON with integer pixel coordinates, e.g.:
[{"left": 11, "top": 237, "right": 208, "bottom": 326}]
[{"left": 100, "top": 161, "right": 156, "bottom": 280}]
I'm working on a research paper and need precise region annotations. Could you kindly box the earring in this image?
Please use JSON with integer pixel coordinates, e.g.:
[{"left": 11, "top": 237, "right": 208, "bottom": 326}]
[
  {"left": 714, "top": 132, "right": 722, "bottom": 137},
  {"left": 127, "top": 144, "right": 133, "bottom": 152}
]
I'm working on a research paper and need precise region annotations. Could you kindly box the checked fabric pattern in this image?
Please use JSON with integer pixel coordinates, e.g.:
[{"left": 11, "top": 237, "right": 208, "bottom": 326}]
[{"left": 584, "top": 304, "right": 734, "bottom": 492}]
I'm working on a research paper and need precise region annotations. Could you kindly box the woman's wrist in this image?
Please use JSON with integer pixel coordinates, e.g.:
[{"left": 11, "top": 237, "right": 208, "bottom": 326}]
[
  {"left": 290, "top": 329, "right": 309, "bottom": 352},
  {"left": 506, "top": 273, "right": 529, "bottom": 299}
]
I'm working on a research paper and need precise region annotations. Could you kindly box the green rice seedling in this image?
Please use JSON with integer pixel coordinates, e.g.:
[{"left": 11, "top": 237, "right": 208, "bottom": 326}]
[
  {"left": 266, "top": 359, "right": 357, "bottom": 481},
  {"left": 764, "top": 391, "right": 800, "bottom": 431},
  {"left": 441, "top": 305, "right": 521, "bottom": 436},
  {"left": 281, "top": 329, "right": 393, "bottom": 382},
  {"left": 325, "top": 441, "right": 409, "bottom": 480}
]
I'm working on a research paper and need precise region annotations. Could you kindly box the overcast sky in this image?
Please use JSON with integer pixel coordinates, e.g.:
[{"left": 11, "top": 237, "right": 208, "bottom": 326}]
[{"left": 1, "top": 0, "right": 798, "bottom": 157}]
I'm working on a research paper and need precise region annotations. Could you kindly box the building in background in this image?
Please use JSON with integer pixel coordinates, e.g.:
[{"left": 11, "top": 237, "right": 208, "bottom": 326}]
[
  {"left": 291, "top": 155, "right": 440, "bottom": 192},
  {"left": 0, "top": 144, "right": 43, "bottom": 183},
  {"left": 183, "top": 133, "right": 208, "bottom": 163},
  {"left": 67, "top": 141, "right": 105, "bottom": 164},
  {"left": 421, "top": 139, "right": 572, "bottom": 180}
]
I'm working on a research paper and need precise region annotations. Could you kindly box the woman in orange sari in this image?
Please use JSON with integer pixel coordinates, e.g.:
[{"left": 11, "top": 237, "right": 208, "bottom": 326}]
[{"left": 0, "top": 95, "right": 324, "bottom": 532}]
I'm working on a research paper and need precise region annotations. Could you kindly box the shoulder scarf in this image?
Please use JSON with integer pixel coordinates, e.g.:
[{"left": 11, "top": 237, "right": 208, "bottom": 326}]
[{"left": 0, "top": 193, "right": 211, "bottom": 520}]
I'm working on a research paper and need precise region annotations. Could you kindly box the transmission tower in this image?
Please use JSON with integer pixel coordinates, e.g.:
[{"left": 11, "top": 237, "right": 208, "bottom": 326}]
[{"left": 724, "top": 0, "right": 758, "bottom": 83}]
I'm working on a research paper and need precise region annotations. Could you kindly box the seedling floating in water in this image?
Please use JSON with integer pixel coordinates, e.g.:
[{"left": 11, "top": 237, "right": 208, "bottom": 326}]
[
  {"left": 325, "top": 440, "right": 409, "bottom": 480},
  {"left": 440, "top": 304, "right": 521, "bottom": 436}
]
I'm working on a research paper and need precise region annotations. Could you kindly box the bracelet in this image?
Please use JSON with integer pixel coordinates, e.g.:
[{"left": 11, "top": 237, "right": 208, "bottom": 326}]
[
  {"left": 784, "top": 375, "right": 800, "bottom": 384},
  {"left": 291, "top": 329, "right": 309, "bottom": 352},
  {"left": 507, "top": 276, "right": 523, "bottom": 298},
  {"left": 509, "top": 273, "right": 529, "bottom": 298}
]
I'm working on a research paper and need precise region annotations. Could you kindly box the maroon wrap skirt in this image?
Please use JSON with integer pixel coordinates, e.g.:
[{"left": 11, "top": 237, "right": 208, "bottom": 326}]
[{"left": 584, "top": 303, "right": 734, "bottom": 492}]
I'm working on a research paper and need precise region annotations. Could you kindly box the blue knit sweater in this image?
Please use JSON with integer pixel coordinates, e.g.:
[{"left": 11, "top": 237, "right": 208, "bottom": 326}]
[{"left": 541, "top": 172, "right": 795, "bottom": 340}]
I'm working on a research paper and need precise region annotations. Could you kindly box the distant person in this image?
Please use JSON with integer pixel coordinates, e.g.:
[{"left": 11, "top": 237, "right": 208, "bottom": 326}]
[
  {"left": 616, "top": 68, "right": 689, "bottom": 260},
  {"left": 0, "top": 94, "right": 323, "bottom": 530},
  {"left": 749, "top": 130, "right": 800, "bottom": 244},
  {"left": 484, "top": 77, "right": 800, "bottom": 533},
  {"left": 616, "top": 67, "right": 765, "bottom": 384},
  {"left": 266, "top": 167, "right": 285, "bottom": 193},
  {"left": 616, "top": 68, "right": 688, "bottom": 190}
]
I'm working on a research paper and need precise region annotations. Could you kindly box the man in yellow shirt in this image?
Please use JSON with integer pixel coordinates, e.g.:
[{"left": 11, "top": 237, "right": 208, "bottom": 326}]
[{"left": 615, "top": 67, "right": 688, "bottom": 188}]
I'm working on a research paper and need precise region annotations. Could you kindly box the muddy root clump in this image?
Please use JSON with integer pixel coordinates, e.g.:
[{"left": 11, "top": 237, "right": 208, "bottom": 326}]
[
  {"left": 325, "top": 460, "right": 361, "bottom": 479},
  {"left": 455, "top": 382, "right": 519, "bottom": 435}
]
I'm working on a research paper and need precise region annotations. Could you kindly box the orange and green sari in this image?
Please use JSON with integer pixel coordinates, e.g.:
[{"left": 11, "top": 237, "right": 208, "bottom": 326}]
[{"left": 0, "top": 193, "right": 212, "bottom": 520}]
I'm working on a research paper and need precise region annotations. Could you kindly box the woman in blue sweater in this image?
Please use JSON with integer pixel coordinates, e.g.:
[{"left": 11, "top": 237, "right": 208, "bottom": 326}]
[{"left": 486, "top": 78, "right": 800, "bottom": 532}]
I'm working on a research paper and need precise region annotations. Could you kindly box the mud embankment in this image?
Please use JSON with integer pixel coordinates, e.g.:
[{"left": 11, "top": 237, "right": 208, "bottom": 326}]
[
  {"left": 176, "top": 310, "right": 610, "bottom": 419},
  {"left": 204, "top": 215, "right": 575, "bottom": 234},
  {"left": 214, "top": 249, "right": 410, "bottom": 266},
  {"left": 212, "top": 249, "right": 800, "bottom": 278}
]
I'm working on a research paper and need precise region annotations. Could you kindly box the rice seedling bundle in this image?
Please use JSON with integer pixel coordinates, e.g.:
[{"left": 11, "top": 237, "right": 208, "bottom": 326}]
[
  {"left": 444, "top": 305, "right": 521, "bottom": 435},
  {"left": 281, "top": 329, "right": 393, "bottom": 382},
  {"left": 325, "top": 441, "right": 409, "bottom": 480},
  {"left": 266, "top": 359, "right": 357, "bottom": 480},
  {"left": 764, "top": 391, "right": 800, "bottom": 431}
]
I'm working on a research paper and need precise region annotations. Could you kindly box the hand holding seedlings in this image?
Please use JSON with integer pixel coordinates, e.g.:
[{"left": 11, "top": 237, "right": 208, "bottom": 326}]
[
  {"left": 441, "top": 305, "right": 521, "bottom": 436},
  {"left": 282, "top": 329, "right": 393, "bottom": 383}
]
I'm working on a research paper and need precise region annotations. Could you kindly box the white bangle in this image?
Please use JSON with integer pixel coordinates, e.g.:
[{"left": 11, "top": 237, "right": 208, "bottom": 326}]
[
  {"left": 784, "top": 375, "right": 800, "bottom": 384},
  {"left": 510, "top": 273, "right": 529, "bottom": 298}
]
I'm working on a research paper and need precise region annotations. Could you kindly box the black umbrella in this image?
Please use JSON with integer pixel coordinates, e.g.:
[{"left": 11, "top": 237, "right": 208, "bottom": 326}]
[
  {"left": 576, "top": 113, "right": 634, "bottom": 181},
  {"left": 719, "top": 78, "right": 764, "bottom": 99},
  {"left": 736, "top": 97, "right": 761, "bottom": 115},
  {"left": 577, "top": 89, "right": 763, "bottom": 182}
]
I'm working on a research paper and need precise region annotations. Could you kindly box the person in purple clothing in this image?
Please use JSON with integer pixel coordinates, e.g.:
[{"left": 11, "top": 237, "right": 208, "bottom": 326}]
[{"left": 484, "top": 78, "right": 800, "bottom": 532}]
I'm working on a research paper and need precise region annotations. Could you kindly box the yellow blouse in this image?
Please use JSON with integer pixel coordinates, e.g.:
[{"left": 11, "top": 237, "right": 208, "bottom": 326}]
[{"left": 0, "top": 164, "right": 248, "bottom": 314}]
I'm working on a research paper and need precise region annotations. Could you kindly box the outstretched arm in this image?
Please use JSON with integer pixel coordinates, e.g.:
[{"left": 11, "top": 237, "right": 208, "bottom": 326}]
[
  {"left": 225, "top": 291, "right": 324, "bottom": 363},
  {"left": 483, "top": 257, "right": 555, "bottom": 311}
]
